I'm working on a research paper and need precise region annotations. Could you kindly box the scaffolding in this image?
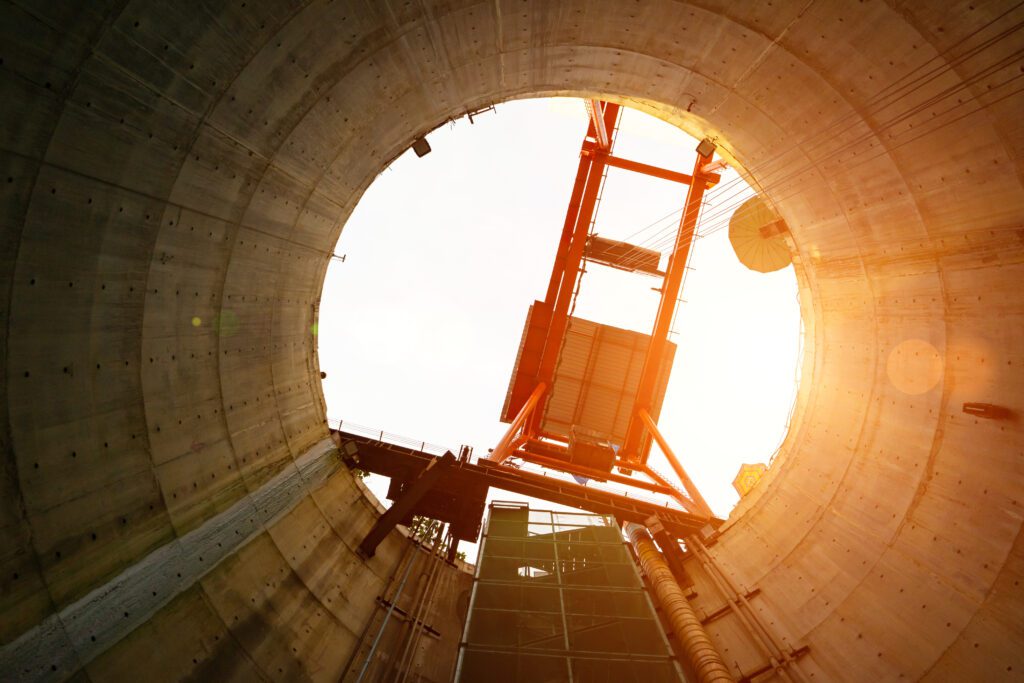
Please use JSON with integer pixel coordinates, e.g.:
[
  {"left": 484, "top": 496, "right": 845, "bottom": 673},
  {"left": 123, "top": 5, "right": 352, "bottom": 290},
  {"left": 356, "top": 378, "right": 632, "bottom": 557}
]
[{"left": 454, "top": 503, "right": 685, "bottom": 682}]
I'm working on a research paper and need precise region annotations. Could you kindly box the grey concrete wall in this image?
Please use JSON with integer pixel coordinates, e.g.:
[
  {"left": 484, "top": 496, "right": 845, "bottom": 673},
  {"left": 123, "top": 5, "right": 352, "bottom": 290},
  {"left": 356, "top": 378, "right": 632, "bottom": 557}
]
[{"left": 0, "top": 0, "right": 1021, "bottom": 681}]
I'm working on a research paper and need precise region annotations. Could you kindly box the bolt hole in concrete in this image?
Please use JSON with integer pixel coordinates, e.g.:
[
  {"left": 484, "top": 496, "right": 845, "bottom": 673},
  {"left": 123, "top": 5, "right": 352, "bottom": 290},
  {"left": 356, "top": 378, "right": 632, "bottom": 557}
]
[{"left": 317, "top": 98, "right": 803, "bottom": 528}]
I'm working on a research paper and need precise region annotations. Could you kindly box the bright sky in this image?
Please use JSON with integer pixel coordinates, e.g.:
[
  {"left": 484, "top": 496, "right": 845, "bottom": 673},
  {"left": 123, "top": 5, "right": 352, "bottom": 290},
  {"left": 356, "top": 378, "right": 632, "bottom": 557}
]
[{"left": 318, "top": 98, "right": 802, "bottom": 530}]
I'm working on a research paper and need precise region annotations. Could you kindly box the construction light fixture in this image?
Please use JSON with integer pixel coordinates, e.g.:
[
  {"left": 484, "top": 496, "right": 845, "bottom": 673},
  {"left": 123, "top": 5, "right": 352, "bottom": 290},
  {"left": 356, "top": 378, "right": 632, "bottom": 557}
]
[
  {"left": 696, "top": 138, "right": 716, "bottom": 158},
  {"left": 411, "top": 136, "right": 431, "bottom": 157}
]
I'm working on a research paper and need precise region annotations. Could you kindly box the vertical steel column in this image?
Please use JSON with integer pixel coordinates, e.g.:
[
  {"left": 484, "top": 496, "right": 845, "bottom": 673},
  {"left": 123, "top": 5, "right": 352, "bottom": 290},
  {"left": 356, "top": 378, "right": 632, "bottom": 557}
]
[
  {"left": 625, "top": 524, "right": 734, "bottom": 683},
  {"left": 392, "top": 524, "right": 447, "bottom": 682},
  {"left": 622, "top": 147, "right": 715, "bottom": 461},
  {"left": 543, "top": 100, "right": 616, "bottom": 308},
  {"left": 543, "top": 154, "right": 593, "bottom": 306},
  {"left": 550, "top": 509, "right": 575, "bottom": 682},
  {"left": 531, "top": 104, "right": 620, "bottom": 429},
  {"left": 530, "top": 107, "right": 619, "bottom": 437}
]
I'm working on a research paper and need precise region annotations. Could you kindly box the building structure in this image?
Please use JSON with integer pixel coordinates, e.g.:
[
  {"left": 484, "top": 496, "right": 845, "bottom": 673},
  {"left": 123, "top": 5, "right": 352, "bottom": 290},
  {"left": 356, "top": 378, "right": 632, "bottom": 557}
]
[
  {"left": 0, "top": 1, "right": 1022, "bottom": 681},
  {"left": 456, "top": 503, "right": 685, "bottom": 682}
]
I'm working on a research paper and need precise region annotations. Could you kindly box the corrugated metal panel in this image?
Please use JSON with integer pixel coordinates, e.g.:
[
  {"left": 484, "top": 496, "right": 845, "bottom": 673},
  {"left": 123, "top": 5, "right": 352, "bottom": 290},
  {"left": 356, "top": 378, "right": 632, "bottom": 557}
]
[
  {"left": 500, "top": 301, "right": 551, "bottom": 423},
  {"left": 541, "top": 316, "right": 676, "bottom": 449},
  {"left": 587, "top": 235, "right": 662, "bottom": 275}
]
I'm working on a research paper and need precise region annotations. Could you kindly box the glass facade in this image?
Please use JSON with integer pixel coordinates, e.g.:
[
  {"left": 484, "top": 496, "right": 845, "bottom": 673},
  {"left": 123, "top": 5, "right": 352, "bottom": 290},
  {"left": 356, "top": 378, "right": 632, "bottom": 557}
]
[{"left": 454, "top": 503, "right": 685, "bottom": 682}]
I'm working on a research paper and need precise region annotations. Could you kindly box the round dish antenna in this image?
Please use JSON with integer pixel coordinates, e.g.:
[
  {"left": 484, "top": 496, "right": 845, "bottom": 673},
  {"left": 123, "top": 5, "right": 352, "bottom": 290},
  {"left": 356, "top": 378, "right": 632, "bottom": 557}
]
[{"left": 728, "top": 196, "right": 792, "bottom": 273}]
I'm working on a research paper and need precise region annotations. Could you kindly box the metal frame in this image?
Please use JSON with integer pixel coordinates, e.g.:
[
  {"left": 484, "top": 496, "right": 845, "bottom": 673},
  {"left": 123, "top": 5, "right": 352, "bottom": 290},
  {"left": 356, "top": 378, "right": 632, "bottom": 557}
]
[
  {"left": 335, "top": 431, "right": 716, "bottom": 540},
  {"left": 490, "top": 100, "right": 719, "bottom": 520}
]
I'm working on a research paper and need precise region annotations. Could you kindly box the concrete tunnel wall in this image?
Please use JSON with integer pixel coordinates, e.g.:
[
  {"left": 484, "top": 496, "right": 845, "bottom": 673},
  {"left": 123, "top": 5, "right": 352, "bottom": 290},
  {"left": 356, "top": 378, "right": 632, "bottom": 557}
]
[{"left": 0, "top": 1, "right": 1021, "bottom": 681}]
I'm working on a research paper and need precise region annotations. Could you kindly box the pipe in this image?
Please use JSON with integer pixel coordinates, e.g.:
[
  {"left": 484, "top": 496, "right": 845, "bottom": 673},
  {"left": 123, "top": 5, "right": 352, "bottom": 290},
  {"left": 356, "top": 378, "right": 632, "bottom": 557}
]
[
  {"left": 621, "top": 148, "right": 714, "bottom": 459},
  {"left": 355, "top": 521, "right": 437, "bottom": 682},
  {"left": 625, "top": 524, "right": 735, "bottom": 682},
  {"left": 691, "top": 538, "right": 803, "bottom": 682},
  {"left": 396, "top": 532, "right": 450, "bottom": 683},
  {"left": 342, "top": 532, "right": 418, "bottom": 678},
  {"left": 392, "top": 525, "right": 447, "bottom": 682}
]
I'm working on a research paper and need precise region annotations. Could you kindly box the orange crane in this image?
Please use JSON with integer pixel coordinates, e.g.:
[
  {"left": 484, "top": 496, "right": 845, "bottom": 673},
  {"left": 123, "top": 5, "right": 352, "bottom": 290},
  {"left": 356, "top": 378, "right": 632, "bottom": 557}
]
[
  {"left": 335, "top": 101, "right": 724, "bottom": 558},
  {"left": 489, "top": 99, "right": 721, "bottom": 518}
]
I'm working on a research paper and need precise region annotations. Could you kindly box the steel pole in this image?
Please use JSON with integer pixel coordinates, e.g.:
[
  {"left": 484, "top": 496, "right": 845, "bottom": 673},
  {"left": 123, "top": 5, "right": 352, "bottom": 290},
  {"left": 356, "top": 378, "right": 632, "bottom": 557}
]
[
  {"left": 622, "top": 148, "right": 715, "bottom": 461},
  {"left": 487, "top": 382, "right": 546, "bottom": 463},
  {"left": 543, "top": 153, "right": 592, "bottom": 305},
  {"left": 532, "top": 148, "right": 607, "bottom": 391}
]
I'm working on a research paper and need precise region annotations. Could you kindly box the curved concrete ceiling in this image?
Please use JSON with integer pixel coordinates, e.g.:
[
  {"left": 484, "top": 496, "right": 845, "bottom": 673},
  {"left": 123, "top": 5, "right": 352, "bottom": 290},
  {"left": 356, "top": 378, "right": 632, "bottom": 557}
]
[{"left": 1, "top": 1, "right": 1021, "bottom": 681}]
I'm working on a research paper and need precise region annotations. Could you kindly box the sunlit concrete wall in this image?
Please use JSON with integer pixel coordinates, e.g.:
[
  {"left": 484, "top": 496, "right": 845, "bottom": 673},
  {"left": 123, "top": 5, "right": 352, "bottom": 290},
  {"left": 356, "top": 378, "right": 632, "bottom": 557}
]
[{"left": 0, "top": 1, "right": 1020, "bottom": 681}]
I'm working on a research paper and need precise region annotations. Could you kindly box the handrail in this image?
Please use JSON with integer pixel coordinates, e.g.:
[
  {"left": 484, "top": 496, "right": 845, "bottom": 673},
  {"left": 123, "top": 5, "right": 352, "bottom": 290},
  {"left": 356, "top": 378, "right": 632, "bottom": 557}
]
[
  {"left": 331, "top": 418, "right": 454, "bottom": 458},
  {"left": 639, "top": 462, "right": 703, "bottom": 515}
]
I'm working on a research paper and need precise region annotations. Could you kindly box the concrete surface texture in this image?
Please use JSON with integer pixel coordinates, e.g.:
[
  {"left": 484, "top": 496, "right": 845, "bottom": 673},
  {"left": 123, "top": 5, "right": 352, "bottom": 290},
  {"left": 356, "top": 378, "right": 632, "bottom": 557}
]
[{"left": 0, "top": 1, "right": 1021, "bottom": 681}]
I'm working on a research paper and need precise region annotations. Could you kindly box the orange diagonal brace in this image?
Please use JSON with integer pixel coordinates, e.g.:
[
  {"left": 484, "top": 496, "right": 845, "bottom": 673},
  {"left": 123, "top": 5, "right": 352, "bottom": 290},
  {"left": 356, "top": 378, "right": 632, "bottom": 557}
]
[
  {"left": 621, "top": 145, "right": 714, "bottom": 460},
  {"left": 636, "top": 462, "right": 704, "bottom": 516},
  {"left": 638, "top": 409, "right": 713, "bottom": 517},
  {"left": 586, "top": 99, "right": 611, "bottom": 150},
  {"left": 488, "top": 382, "right": 546, "bottom": 464}
]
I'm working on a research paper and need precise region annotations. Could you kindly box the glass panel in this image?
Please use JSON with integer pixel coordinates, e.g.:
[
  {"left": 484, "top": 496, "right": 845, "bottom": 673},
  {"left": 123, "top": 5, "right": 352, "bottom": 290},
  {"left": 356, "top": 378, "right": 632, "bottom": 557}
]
[
  {"left": 561, "top": 562, "right": 641, "bottom": 588},
  {"left": 563, "top": 588, "right": 651, "bottom": 618},
  {"left": 468, "top": 609, "right": 566, "bottom": 651},
  {"left": 457, "top": 506, "right": 682, "bottom": 682},
  {"left": 474, "top": 583, "right": 561, "bottom": 613},
  {"left": 566, "top": 614, "right": 668, "bottom": 655},
  {"left": 553, "top": 523, "right": 622, "bottom": 544},
  {"left": 478, "top": 555, "right": 558, "bottom": 582},
  {"left": 485, "top": 538, "right": 556, "bottom": 563},
  {"left": 571, "top": 657, "right": 680, "bottom": 683},
  {"left": 553, "top": 512, "right": 612, "bottom": 526},
  {"left": 555, "top": 541, "right": 632, "bottom": 564},
  {"left": 529, "top": 509, "right": 555, "bottom": 524},
  {"left": 460, "top": 650, "right": 569, "bottom": 683}
]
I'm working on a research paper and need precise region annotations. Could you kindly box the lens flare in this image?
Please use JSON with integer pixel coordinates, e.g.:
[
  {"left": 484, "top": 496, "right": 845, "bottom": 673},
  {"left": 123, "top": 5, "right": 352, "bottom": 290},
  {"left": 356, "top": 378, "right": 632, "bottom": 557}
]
[
  {"left": 214, "top": 310, "right": 238, "bottom": 338},
  {"left": 886, "top": 338, "right": 943, "bottom": 395}
]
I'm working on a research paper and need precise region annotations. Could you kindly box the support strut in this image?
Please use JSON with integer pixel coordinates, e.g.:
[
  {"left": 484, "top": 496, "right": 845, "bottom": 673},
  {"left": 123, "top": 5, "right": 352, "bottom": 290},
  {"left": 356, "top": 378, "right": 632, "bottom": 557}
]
[
  {"left": 622, "top": 142, "right": 717, "bottom": 461},
  {"left": 358, "top": 452, "right": 455, "bottom": 558}
]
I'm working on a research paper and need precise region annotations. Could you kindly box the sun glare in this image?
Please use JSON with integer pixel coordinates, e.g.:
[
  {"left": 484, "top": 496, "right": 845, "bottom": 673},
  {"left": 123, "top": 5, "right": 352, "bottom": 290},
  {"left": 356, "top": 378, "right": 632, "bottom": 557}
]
[{"left": 318, "top": 98, "right": 802, "bottom": 520}]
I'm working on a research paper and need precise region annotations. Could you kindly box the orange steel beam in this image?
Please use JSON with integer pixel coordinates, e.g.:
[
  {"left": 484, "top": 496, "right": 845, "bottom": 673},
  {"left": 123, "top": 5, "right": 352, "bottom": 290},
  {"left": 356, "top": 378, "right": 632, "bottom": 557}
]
[
  {"left": 602, "top": 152, "right": 698, "bottom": 185},
  {"left": 546, "top": 102, "right": 620, "bottom": 308},
  {"left": 543, "top": 152, "right": 593, "bottom": 305},
  {"left": 621, "top": 144, "right": 716, "bottom": 461},
  {"left": 636, "top": 462, "right": 702, "bottom": 514},
  {"left": 582, "top": 144, "right": 721, "bottom": 187},
  {"left": 533, "top": 162, "right": 603, "bottom": 389},
  {"left": 586, "top": 99, "right": 612, "bottom": 150},
  {"left": 530, "top": 102, "right": 621, "bottom": 434},
  {"left": 488, "top": 382, "right": 546, "bottom": 463},
  {"left": 637, "top": 409, "right": 712, "bottom": 517},
  {"left": 516, "top": 449, "right": 676, "bottom": 496}
]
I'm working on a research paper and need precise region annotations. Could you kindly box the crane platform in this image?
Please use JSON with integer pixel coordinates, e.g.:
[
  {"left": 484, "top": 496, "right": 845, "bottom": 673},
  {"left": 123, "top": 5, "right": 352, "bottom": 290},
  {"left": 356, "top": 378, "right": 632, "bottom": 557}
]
[{"left": 331, "top": 429, "right": 718, "bottom": 558}]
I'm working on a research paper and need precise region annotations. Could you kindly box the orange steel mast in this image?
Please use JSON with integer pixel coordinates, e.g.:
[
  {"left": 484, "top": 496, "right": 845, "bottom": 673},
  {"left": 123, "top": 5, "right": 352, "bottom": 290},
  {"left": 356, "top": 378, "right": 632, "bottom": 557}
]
[
  {"left": 619, "top": 145, "right": 717, "bottom": 467},
  {"left": 489, "top": 100, "right": 719, "bottom": 519},
  {"left": 529, "top": 101, "right": 621, "bottom": 436}
]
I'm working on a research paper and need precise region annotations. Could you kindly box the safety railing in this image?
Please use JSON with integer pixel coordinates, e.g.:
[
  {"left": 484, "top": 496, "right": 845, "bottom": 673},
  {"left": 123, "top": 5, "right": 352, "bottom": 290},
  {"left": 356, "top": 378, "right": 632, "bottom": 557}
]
[
  {"left": 330, "top": 418, "right": 684, "bottom": 511},
  {"left": 644, "top": 462, "right": 691, "bottom": 504},
  {"left": 330, "top": 418, "right": 454, "bottom": 458}
]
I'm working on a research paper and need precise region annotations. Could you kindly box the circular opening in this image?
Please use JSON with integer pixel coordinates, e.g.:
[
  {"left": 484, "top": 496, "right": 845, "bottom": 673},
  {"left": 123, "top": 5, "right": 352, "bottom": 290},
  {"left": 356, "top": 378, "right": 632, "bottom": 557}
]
[{"left": 318, "top": 98, "right": 803, "bottom": 517}]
